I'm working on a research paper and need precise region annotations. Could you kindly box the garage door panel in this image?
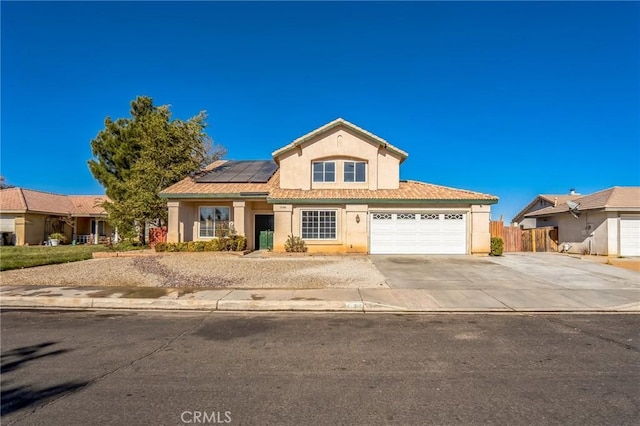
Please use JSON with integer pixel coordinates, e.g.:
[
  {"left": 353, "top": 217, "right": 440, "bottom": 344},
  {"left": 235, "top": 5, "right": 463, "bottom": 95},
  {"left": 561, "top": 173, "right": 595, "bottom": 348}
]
[
  {"left": 370, "top": 212, "right": 466, "bottom": 254},
  {"left": 0, "top": 217, "right": 15, "bottom": 233},
  {"left": 620, "top": 217, "right": 640, "bottom": 256}
]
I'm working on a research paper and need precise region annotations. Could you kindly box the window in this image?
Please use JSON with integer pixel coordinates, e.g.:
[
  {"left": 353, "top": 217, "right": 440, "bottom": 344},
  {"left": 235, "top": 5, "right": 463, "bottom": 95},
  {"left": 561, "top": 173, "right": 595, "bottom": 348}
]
[
  {"left": 199, "top": 207, "right": 230, "bottom": 238},
  {"left": 344, "top": 161, "right": 366, "bottom": 182},
  {"left": 313, "top": 161, "right": 335, "bottom": 182},
  {"left": 397, "top": 213, "right": 415, "bottom": 220},
  {"left": 301, "top": 210, "right": 336, "bottom": 239},
  {"left": 444, "top": 213, "right": 464, "bottom": 220}
]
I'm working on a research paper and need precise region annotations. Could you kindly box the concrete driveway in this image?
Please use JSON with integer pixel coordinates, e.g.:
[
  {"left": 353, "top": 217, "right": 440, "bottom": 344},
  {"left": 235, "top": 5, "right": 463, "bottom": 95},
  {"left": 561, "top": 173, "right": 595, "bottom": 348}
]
[{"left": 369, "top": 253, "right": 640, "bottom": 311}]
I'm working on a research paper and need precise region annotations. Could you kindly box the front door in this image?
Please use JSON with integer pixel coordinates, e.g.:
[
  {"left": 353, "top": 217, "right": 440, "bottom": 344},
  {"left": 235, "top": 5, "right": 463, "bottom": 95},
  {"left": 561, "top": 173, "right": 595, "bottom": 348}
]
[{"left": 254, "top": 214, "right": 274, "bottom": 250}]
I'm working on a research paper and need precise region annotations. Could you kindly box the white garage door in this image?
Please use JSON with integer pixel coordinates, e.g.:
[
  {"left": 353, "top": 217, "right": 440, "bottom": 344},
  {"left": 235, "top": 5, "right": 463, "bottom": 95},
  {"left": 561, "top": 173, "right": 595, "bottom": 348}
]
[
  {"left": 0, "top": 216, "right": 15, "bottom": 233},
  {"left": 370, "top": 212, "right": 467, "bottom": 254},
  {"left": 620, "top": 217, "right": 640, "bottom": 256}
]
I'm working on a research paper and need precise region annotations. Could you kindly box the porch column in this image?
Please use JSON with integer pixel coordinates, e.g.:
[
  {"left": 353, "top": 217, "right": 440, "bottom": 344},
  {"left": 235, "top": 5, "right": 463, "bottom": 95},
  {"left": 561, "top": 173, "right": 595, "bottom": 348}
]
[
  {"left": 72, "top": 218, "right": 77, "bottom": 244},
  {"left": 232, "top": 201, "right": 246, "bottom": 236},
  {"left": 94, "top": 220, "right": 100, "bottom": 244},
  {"left": 167, "top": 201, "right": 181, "bottom": 243}
]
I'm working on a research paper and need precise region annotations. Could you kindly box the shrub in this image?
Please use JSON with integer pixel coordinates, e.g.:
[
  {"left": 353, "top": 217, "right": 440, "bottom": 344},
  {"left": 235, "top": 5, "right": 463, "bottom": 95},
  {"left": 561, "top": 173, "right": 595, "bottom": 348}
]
[
  {"left": 490, "top": 237, "right": 504, "bottom": 256},
  {"left": 235, "top": 236, "right": 247, "bottom": 251},
  {"left": 157, "top": 238, "right": 246, "bottom": 253},
  {"left": 205, "top": 239, "right": 220, "bottom": 251},
  {"left": 284, "top": 235, "right": 307, "bottom": 253},
  {"left": 49, "top": 232, "right": 67, "bottom": 243}
]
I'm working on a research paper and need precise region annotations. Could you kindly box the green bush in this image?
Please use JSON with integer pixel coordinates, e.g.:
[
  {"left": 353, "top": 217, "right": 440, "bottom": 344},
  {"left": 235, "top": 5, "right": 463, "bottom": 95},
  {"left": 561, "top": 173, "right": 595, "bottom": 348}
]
[
  {"left": 205, "top": 239, "right": 220, "bottom": 251},
  {"left": 154, "top": 238, "right": 246, "bottom": 253},
  {"left": 490, "top": 237, "right": 504, "bottom": 256},
  {"left": 284, "top": 235, "right": 307, "bottom": 253},
  {"left": 49, "top": 232, "right": 67, "bottom": 243}
]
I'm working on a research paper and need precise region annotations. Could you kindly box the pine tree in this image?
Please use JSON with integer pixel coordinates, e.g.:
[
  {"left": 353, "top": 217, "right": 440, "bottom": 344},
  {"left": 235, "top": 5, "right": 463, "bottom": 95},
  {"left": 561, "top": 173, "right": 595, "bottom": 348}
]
[{"left": 88, "top": 96, "right": 225, "bottom": 243}]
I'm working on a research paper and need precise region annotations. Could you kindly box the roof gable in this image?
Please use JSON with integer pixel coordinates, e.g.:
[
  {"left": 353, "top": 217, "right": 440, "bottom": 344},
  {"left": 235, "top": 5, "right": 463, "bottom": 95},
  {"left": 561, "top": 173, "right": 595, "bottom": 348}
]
[
  {"left": 525, "top": 186, "right": 640, "bottom": 217},
  {"left": 271, "top": 118, "right": 409, "bottom": 162},
  {"left": 512, "top": 194, "right": 580, "bottom": 223}
]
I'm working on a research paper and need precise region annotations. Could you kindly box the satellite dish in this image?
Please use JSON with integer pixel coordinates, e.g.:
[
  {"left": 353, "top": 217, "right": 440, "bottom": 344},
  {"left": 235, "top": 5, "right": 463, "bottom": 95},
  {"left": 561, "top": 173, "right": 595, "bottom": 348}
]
[{"left": 566, "top": 200, "right": 581, "bottom": 218}]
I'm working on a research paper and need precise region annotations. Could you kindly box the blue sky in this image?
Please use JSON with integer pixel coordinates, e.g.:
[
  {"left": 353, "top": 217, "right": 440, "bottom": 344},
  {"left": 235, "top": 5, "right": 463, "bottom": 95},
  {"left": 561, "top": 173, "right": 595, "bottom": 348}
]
[{"left": 2, "top": 1, "right": 639, "bottom": 222}]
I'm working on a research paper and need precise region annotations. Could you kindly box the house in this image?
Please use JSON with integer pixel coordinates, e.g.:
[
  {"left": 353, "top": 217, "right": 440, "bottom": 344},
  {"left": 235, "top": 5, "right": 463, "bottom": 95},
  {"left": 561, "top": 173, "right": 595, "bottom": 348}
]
[
  {"left": 0, "top": 187, "right": 111, "bottom": 245},
  {"left": 160, "top": 118, "right": 498, "bottom": 254},
  {"left": 522, "top": 186, "right": 640, "bottom": 256},
  {"left": 511, "top": 190, "right": 581, "bottom": 229}
]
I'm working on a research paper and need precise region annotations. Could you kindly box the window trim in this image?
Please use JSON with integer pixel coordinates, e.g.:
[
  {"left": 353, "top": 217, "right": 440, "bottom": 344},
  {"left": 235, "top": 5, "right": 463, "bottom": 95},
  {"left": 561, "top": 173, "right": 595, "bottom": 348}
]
[
  {"left": 198, "top": 206, "right": 231, "bottom": 239},
  {"left": 300, "top": 209, "right": 338, "bottom": 240},
  {"left": 343, "top": 161, "right": 367, "bottom": 183},
  {"left": 312, "top": 161, "right": 336, "bottom": 183}
]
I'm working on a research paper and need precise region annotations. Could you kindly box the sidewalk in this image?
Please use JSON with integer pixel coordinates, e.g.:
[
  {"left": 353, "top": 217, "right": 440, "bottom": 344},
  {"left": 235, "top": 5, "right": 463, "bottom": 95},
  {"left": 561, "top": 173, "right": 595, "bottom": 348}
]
[{"left": 1, "top": 285, "right": 638, "bottom": 313}]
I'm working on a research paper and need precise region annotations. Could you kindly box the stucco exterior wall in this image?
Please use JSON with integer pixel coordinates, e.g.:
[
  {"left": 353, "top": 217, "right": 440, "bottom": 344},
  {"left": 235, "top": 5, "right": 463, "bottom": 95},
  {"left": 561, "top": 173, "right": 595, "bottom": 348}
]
[
  {"left": 555, "top": 210, "right": 608, "bottom": 255},
  {"left": 23, "top": 213, "right": 47, "bottom": 245},
  {"left": 470, "top": 204, "right": 491, "bottom": 254},
  {"left": 277, "top": 127, "right": 402, "bottom": 190}
]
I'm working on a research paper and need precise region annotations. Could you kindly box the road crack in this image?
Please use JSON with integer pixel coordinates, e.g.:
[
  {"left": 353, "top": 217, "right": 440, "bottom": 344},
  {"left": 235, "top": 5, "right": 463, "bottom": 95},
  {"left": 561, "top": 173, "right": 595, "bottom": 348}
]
[{"left": 8, "top": 313, "right": 211, "bottom": 425}]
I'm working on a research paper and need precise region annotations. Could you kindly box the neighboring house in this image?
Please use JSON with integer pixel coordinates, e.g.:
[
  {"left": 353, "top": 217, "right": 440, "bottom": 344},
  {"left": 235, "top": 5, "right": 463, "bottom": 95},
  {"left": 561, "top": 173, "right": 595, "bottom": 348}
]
[
  {"left": 0, "top": 187, "right": 110, "bottom": 245},
  {"left": 511, "top": 190, "right": 581, "bottom": 229},
  {"left": 523, "top": 186, "right": 640, "bottom": 256},
  {"left": 160, "top": 118, "right": 498, "bottom": 254}
]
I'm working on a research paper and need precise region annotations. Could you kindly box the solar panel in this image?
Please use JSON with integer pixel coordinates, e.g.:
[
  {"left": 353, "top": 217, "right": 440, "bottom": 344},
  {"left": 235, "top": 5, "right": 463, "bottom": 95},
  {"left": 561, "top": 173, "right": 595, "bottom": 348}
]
[{"left": 194, "top": 160, "right": 278, "bottom": 183}]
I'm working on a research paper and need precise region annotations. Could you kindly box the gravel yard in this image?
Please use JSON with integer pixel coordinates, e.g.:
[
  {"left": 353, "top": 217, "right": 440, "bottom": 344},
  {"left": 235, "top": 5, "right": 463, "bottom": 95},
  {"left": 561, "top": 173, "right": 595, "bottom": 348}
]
[{"left": 0, "top": 253, "right": 389, "bottom": 289}]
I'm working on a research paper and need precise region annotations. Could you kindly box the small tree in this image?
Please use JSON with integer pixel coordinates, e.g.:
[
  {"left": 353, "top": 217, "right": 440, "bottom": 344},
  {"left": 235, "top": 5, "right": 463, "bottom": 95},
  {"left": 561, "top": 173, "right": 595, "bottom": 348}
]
[{"left": 88, "top": 96, "right": 225, "bottom": 243}]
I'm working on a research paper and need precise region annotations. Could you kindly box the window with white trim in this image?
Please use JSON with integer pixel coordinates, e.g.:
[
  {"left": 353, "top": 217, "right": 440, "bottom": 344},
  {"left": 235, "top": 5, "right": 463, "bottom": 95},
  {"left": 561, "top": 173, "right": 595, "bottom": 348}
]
[
  {"left": 344, "top": 161, "right": 366, "bottom": 183},
  {"left": 301, "top": 210, "right": 336, "bottom": 239},
  {"left": 199, "top": 206, "right": 230, "bottom": 238},
  {"left": 312, "top": 161, "right": 335, "bottom": 183}
]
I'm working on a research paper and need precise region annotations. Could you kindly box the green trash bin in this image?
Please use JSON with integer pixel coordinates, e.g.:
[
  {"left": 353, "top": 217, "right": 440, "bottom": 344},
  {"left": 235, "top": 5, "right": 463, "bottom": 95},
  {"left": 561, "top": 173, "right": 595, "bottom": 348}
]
[{"left": 259, "top": 230, "right": 273, "bottom": 250}]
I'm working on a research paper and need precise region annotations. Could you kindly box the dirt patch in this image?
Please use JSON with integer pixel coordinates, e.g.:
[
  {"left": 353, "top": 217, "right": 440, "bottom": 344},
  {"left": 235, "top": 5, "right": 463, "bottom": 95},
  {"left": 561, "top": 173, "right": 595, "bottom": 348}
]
[
  {"left": 607, "top": 259, "right": 640, "bottom": 273},
  {"left": 132, "top": 256, "right": 235, "bottom": 288},
  {"left": 88, "top": 287, "right": 168, "bottom": 299}
]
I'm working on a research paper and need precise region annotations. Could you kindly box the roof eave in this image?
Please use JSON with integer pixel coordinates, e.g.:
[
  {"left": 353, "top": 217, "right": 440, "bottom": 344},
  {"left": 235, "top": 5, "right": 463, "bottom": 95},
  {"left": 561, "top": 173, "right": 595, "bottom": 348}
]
[
  {"left": 267, "top": 198, "right": 498, "bottom": 205},
  {"left": 160, "top": 192, "right": 270, "bottom": 200},
  {"left": 271, "top": 119, "right": 409, "bottom": 162}
]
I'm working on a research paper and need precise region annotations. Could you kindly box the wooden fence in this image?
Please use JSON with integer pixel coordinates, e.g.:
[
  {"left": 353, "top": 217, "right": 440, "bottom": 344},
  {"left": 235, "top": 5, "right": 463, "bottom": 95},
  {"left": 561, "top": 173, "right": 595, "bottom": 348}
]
[{"left": 490, "top": 220, "right": 558, "bottom": 252}]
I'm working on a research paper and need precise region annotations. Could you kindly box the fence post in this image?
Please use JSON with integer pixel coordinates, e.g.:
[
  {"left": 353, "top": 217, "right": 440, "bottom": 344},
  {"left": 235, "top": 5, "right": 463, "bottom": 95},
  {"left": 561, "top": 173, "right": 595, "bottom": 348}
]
[{"left": 531, "top": 229, "right": 536, "bottom": 252}]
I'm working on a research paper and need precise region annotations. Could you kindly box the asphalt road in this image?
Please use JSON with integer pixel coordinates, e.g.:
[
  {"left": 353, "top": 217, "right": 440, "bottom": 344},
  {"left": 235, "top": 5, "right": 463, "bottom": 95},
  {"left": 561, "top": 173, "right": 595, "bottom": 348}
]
[{"left": 1, "top": 310, "right": 639, "bottom": 426}]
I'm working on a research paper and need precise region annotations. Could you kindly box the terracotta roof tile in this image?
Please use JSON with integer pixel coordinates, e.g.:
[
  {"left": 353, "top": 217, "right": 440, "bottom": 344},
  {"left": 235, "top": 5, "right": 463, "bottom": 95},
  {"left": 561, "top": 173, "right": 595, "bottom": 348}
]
[
  {"left": 160, "top": 165, "right": 278, "bottom": 195},
  {"left": 0, "top": 188, "right": 108, "bottom": 216},
  {"left": 68, "top": 196, "right": 109, "bottom": 216},
  {"left": 0, "top": 187, "right": 27, "bottom": 211},
  {"left": 269, "top": 180, "right": 497, "bottom": 202}
]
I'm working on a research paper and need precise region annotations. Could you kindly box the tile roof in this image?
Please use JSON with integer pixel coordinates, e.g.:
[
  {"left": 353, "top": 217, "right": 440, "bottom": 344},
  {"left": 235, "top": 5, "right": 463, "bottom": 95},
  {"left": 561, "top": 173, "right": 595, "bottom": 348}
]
[
  {"left": 160, "top": 161, "right": 278, "bottom": 196},
  {"left": 268, "top": 180, "right": 497, "bottom": 203},
  {"left": 0, "top": 187, "right": 26, "bottom": 211},
  {"left": 161, "top": 162, "right": 497, "bottom": 203},
  {"left": 526, "top": 187, "right": 640, "bottom": 217},
  {"left": 271, "top": 118, "right": 409, "bottom": 162},
  {"left": 511, "top": 194, "right": 581, "bottom": 223},
  {"left": 0, "top": 188, "right": 108, "bottom": 216},
  {"left": 68, "top": 196, "right": 110, "bottom": 216}
]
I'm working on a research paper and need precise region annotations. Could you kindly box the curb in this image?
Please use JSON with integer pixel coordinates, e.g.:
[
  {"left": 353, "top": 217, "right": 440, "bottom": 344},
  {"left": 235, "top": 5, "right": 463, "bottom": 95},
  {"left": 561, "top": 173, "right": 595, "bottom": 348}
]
[{"left": 2, "top": 296, "right": 639, "bottom": 313}]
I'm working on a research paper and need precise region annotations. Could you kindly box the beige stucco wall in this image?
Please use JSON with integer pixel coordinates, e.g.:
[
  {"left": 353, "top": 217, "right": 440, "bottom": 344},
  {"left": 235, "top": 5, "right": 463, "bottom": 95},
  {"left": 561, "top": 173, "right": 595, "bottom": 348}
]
[
  {"left": 470, "top": 204, "right": 491, "bottom": 254},
  {"left": 271, "top": 203, "right": 491, "bottom": 254},
  {"left": 554, "top": 210, "right": 608, "bottom": 255},
  {"left": 167, "top": 199, "right": 272, "bottom": 245},
  {"left": 277, "top": 126, "right": 402, "bottom": 190},
  {"left": 23, "top": 213, "right": 47, "bottom": 245}
]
